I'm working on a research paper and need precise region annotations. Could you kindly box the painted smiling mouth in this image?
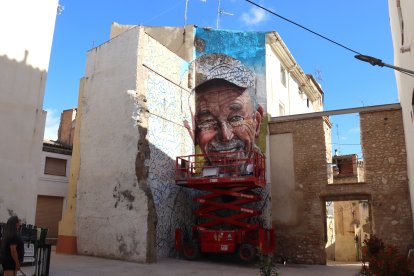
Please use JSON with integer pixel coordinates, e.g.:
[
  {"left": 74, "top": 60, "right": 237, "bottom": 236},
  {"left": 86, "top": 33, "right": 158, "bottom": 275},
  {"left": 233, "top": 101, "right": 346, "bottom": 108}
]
[
  {"left": 210, "top": 147, "right": 242, "bottom": 153},
  {"left": 207, "top": 147, "right": 248, "bottom": 164}
]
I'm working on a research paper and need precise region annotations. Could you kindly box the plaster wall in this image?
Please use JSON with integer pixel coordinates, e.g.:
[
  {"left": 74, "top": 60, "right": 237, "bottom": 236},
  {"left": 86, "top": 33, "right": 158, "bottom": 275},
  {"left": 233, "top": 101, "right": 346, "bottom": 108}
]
[
  {"left": 0, "top": 0, "right": 57, "bottom": 223},
  {"left": 144, "top": 25, "right": 194, "bottom": 61},
  {"left": 333, "top": 201, "right": 358, "bottom": 261},
  {"left": 265, "top": 44, "right": 288, "bottom": 117},
  {"left": 75, "top": 26, "right": 195, "bottom": 260},
  {"left": 270, "top": 133, "right": 301, "bottom": 225},
  {"left": 388, "top": 0, "right": 414, "bottom": 229},
  {"left": 76, "top": 26, "right": 155, "bottom": 262},
  {"left": 141, "top": 33, "right": 195, "bottom": 257},
  {"left": 57, "top": 79, "right": 85, "bottom": 254},
  {"left": 110, "top": 24, "right": 195, "bottom": 62},
  {"left": 38, "top": 151, "right": 70, "bottom": 197}
]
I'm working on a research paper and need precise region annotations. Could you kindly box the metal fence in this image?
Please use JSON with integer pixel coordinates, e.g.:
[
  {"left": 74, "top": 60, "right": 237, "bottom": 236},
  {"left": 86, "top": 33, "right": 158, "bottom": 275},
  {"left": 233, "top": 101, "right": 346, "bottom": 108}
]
[{"left": 0, "top": 223, "right": 50, "bottom": 276}]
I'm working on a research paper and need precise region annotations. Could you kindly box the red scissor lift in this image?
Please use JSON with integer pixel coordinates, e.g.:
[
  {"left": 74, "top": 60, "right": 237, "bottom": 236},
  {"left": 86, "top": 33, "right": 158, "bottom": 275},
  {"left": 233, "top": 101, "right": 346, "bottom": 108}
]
[{"left": 175, "top": 151, "right": 275, "bottom": 262}]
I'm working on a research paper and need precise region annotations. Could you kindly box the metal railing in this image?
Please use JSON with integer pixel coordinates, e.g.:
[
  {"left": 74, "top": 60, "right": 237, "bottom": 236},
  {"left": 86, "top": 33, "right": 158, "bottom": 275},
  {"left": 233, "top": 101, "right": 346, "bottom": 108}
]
[{"left": 176, "top": 151, "right": 265, "bottom": 184}]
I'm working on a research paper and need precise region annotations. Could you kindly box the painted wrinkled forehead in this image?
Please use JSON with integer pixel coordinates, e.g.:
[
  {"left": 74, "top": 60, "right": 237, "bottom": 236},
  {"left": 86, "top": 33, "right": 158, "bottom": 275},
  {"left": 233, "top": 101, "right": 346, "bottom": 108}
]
[{"left": 191, "top": 53, "right": 256, "bottom": 89}]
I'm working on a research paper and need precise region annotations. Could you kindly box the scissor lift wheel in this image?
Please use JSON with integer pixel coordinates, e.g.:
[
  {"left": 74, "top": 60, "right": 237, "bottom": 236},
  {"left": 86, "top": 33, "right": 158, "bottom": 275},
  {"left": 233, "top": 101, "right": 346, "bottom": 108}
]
[
  {"left": 238, "top": 243, "right": 257, "bottom": 262},
  {"left": 181, "top": 241, "right": 200, "bottom": 260}
]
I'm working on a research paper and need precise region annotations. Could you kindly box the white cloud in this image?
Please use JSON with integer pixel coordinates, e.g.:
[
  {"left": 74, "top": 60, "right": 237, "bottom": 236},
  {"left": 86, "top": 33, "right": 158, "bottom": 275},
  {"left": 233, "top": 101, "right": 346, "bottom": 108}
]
[
  {"left": 44, "top": 109, "right": 60, "bottom": 141},
  {"left": 240, "top": 6, "right": 267, "bottom": 25}
]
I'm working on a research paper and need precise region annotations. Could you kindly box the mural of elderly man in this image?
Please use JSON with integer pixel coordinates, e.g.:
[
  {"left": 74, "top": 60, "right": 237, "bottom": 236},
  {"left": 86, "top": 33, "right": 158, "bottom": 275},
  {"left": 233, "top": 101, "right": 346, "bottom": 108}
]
[{"left": 189, "top": 53, "right": 264, "bottom": 172}]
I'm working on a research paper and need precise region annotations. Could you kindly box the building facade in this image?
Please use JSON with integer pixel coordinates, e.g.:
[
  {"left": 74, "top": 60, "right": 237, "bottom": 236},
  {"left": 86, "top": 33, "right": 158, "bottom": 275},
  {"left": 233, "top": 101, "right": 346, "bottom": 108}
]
[
  {"left": 37, "top": 140, "right": 72, "bottom": 245},
  {"left": 57, "top": 24, "right": 323, "bottom": 262},
  {"left": 388, "top": 0, "right": 414, "bottom": 230},
  {"left": 0, "top": 0, "right": 58, "bottom": 223},
  {"left": 270, "top": 104, "right": 413, "bottom": 263},
  {"left": 35, "top": 109, "right": 76, "bottom": 244}
]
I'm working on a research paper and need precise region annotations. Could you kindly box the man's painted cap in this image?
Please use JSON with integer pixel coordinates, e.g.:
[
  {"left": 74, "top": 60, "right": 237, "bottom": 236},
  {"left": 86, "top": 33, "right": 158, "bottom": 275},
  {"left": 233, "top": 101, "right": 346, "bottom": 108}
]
[{"left": 191, "top": 53, "right": 255, "bottom": 89}]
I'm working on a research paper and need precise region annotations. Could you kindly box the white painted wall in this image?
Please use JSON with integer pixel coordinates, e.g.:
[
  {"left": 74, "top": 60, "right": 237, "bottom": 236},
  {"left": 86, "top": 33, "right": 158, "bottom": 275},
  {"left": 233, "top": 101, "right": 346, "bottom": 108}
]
[
  {"left": 388, "top": 0, "right": 414, "bottom": 228},
  {"left": 76, "top": 26, "right": 152, "bottom": 262},
  {"left": 0, "top": 0, "right": 58, "bottom": 223},
  {"left": 265, "top": 44, "right": 319, "bottom": 117},
  {"left": 266, "top": 44, "right": 286, "bottom": 117},
  {"left": 38, "top": 151, "right": 71, "bottom": 197}
]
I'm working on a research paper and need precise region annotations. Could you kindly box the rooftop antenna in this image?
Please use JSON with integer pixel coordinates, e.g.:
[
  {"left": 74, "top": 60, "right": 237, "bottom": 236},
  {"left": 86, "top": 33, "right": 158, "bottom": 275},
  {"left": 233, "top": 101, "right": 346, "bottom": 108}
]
[
  {"left": 184, "top": 0, "right": 189, "bottom": 25},
  {"left": 336, "top": 124, "right": 341, "bottom": 155},
  {"left": 216, "top": 0, "right": 234, "bottom": 29}
]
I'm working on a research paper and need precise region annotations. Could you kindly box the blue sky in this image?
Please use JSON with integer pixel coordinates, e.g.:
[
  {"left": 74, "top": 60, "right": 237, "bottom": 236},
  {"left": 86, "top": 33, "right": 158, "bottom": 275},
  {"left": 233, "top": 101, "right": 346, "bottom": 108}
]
[{"left": 44, "top": 0, "right": 397, "bottom": 158}]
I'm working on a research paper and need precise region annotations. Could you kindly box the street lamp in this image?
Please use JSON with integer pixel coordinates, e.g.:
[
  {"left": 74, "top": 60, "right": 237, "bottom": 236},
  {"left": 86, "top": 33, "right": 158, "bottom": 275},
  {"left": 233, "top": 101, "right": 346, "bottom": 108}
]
[{"left": 355, "top": 54, "right": 414, "bottom": 77}]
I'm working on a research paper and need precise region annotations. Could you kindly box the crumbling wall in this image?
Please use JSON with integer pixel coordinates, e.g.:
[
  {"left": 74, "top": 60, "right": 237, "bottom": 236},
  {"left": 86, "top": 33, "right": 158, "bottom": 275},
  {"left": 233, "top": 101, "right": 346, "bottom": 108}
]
[
  {"left": 141, "top": 33, "right": 195, "bottom": 257},
  {"left": 76, "top": 26, "right": 196, "bottom": 261},
  {"left": 76, "top": 27, "right": 156, "bottom": 262}
]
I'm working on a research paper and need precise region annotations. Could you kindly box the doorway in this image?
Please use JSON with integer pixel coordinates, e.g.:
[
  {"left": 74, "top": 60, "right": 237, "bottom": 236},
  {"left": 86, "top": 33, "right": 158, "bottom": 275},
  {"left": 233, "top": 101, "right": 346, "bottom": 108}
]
[
  {"left": 35, "top": 195, "right": 64, "bottom": 245},
  {"left": 325, "top": 199, "right": 371, "bottom": 262}
]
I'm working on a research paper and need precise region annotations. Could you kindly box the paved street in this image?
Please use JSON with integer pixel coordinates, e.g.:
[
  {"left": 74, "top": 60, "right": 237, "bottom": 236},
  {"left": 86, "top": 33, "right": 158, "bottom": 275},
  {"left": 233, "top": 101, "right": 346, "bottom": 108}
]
[{"left": 19, "top": 251, "right": 361, "bottom": 276}]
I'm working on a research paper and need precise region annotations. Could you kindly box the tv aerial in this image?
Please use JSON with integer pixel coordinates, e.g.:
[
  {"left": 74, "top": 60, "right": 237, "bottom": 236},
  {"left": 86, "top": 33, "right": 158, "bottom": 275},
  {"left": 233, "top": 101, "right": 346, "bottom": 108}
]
[
  {"left": 216, "top": 0, "right": 234, "bottom": 29},
  {"left": 184, "top": 0, "right": 233, "bottom": 29}
]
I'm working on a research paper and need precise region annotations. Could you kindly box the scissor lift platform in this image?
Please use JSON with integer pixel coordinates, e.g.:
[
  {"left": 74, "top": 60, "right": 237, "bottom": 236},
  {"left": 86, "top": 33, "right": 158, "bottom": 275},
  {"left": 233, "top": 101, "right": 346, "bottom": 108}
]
[{"left": 174, "top": 151, "right": 274, "bottom": 262}]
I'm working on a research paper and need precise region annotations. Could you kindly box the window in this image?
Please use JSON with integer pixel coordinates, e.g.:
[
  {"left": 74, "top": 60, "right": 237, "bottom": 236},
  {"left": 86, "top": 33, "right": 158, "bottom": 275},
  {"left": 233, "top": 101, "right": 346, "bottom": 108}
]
[
  {"left": 280, "top": 65, "right": 286, "bottom": 87},
  {"left": 307, "top": 98, "right": 310, "bottom": 108},
  {"left": 44, "top": 157, "right": 67, "bottom": 176}
]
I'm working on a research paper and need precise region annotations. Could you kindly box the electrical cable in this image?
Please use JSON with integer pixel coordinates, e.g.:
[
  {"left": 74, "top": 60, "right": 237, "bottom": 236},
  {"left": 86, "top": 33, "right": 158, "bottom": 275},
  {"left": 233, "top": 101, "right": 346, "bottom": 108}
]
[
  {"left": 144, "top": 0, "right": 185, "bottom": 25},
  {"left": 245, "top": 0, "right": 414, "bottom": 77},
  {"left": 244, "top": 0, "right": 363, "bottom": 55}
]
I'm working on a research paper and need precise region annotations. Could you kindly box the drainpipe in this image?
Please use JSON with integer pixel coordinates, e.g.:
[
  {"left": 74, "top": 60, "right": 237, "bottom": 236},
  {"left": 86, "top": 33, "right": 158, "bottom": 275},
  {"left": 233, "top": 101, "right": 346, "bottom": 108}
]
[
  {"left": 287, "top": 64, "right": 296, "bottom": 114},
  {"left": 355, "top": 234, "right": 360, "bottom": 261}
]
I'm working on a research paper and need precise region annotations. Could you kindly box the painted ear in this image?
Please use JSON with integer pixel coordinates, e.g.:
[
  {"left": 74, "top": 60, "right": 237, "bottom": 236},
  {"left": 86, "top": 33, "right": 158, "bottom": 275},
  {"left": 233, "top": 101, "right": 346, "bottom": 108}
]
[{"left": 254, "top": 105, "right": 264, "bottom": 137}]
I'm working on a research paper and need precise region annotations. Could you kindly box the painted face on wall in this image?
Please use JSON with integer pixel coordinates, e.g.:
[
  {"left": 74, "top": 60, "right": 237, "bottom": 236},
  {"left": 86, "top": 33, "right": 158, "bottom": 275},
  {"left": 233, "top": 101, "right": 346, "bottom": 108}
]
[{"left": 195, "top": 79, "right": 263, "bottom": 164}]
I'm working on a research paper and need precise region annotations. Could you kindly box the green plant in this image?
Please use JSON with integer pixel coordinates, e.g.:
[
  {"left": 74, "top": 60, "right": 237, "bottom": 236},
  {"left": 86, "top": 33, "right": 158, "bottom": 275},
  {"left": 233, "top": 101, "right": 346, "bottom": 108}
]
[{"left": 257, "top": 252, "right": 279, "bottom": 276}]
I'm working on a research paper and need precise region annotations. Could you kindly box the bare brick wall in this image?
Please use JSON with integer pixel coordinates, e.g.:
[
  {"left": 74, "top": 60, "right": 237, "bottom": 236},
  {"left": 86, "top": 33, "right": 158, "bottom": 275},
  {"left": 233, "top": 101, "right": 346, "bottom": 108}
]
[
  {"left": 269, "top": 116, "right": 329, "bottom": 264},
  {"left": 269, "top": 107, "right": 413, "bottom": 264},
  {"left": 360, "top": 108, "right": 414, "bottom": 251}
]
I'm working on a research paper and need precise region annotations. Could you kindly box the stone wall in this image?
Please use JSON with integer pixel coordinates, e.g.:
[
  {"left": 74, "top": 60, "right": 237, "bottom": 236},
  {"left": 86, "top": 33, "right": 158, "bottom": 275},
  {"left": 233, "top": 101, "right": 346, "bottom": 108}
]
[
  {"left": 269, "top": 116, "right": 330, "bottom": 264},
  {"left": 269, "top": 106, "right": 413, "bottom": 264},
  {"left": 360, "top": 108, "right": 413, "bottom": 250}
]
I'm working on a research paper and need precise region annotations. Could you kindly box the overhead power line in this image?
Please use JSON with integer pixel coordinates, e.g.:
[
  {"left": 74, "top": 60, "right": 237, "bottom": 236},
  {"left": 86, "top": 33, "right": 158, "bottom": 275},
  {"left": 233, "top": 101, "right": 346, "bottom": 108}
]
[
  {"left": 245, "top": 0, "right": 414, "bottom": 78},
  {"left": 244, "top": 0, "right": 362, "bottom": 55}
]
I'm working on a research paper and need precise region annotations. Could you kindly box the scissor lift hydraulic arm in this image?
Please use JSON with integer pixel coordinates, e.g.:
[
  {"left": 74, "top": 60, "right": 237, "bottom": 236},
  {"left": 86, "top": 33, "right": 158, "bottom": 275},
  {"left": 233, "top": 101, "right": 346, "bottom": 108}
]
[{"left": 174, "top": 151, "right": 275, "bottom": 262}]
